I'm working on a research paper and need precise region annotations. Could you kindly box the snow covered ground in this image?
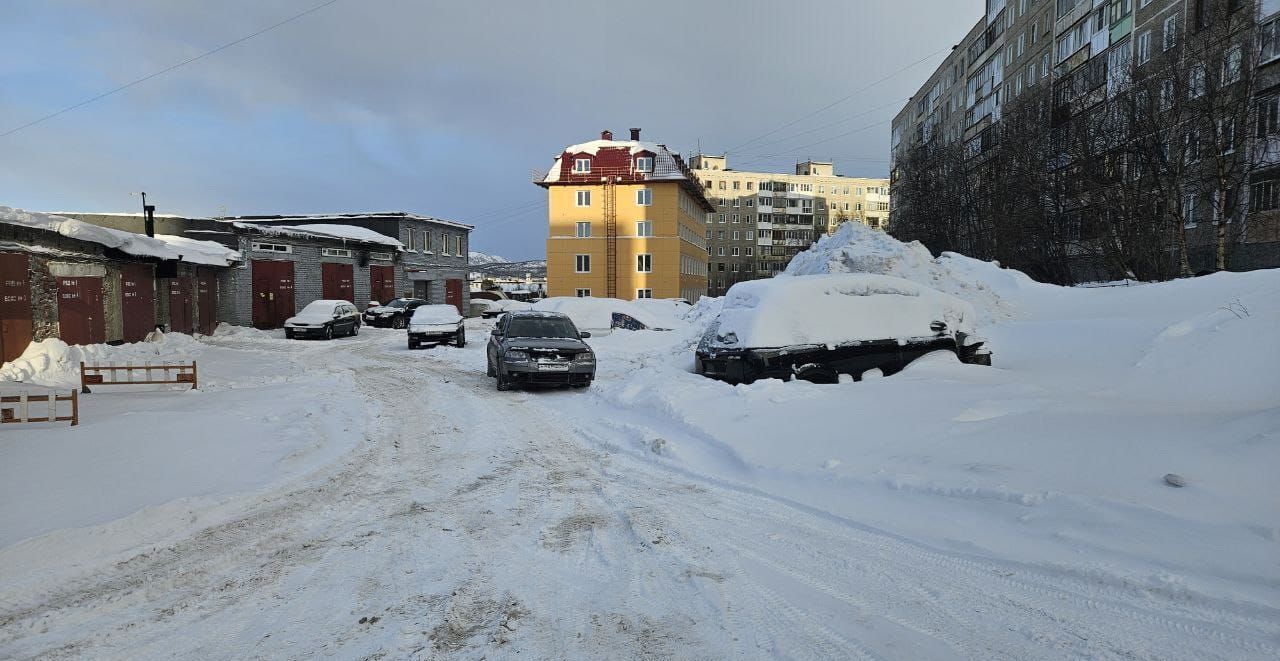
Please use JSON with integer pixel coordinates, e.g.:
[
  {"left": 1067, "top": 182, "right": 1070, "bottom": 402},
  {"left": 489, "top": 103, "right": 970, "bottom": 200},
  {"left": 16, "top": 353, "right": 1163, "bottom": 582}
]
[{"left": 0, "top": 261, "right": 1277, "bottom": 658}]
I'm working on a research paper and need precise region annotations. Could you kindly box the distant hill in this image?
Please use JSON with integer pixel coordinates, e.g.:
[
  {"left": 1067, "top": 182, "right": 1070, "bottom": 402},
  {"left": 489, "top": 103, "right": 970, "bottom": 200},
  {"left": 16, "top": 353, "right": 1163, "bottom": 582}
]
[{"left": 469, "top": 251, "right": 546, "bottom": 279}]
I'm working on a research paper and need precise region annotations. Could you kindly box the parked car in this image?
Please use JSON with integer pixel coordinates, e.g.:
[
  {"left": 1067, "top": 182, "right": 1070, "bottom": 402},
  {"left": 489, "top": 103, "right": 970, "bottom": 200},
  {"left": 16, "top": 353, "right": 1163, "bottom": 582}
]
[
  {"left": 285, "top": 300, "right": 361, "bottom": 340},
  {"left": 486, "top": 311, "right": 595, "bottom": 391},
  {"left": 695, "top": 274, "right": 991, "bottom": 384},
  {"left": 363, "top": 297, "right": 425, "bottom": 328},
  {"left": 407, "top": 304, "right": 466, "bottom": 349}
]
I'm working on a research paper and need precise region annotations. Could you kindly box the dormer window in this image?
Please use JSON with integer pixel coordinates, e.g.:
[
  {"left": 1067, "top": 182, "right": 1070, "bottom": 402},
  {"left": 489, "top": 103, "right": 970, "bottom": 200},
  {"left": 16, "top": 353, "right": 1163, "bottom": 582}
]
[
  {"left": 635, "top": 156, "right": 654, "bottom": 173},
  {"left": 573, "top": 157, "right": 591, "bottom": 173}
]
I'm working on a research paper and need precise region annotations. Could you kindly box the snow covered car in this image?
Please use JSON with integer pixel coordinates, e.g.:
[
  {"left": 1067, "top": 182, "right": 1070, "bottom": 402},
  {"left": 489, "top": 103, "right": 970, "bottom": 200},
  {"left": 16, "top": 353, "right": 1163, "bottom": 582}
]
[
  {"left": 486, "top": 311, "right": 595, "bottom": 391},
  {"left": 695, "top": 274, "right": 991, "bottom": 384},
  {"left": 284, "top": 300, "right": 361, "bottom": 340},
  {"left": 363, "top": 297, "right": 425, "bottom": 328},
  {"left": 407, "top": 304, "right": 466, "bottom": 349}
]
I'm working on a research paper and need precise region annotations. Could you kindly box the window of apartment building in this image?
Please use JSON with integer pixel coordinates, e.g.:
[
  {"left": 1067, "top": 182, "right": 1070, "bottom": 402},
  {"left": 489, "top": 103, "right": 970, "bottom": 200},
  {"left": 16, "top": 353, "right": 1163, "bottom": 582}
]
[
  {"left": 575, "top": 254, "right": 591, "bottom": 273},
  {"left": 321, "top": 248, "right": 351, "bottom": 258},
  {"left": 843, "top": 186, "right": 849, "bottom": 194},
  {"left": 636, "top": 220, "right": 653, "bottom": 237},
  {"left": 1163, "top": 15, "right": 1177, "bottom": 51},
  {"left": 731, "top": 247, "right": 740, "bottom": 256},
  {"left": 732, "top": 230, "right": 740, "bottom": 240},
  {"left": 731, "top": 214, "right": 740, "bottom": 223},
  {"left": 406, "top": 228, "right": 416, "bottom": 250},
  {"left": 424, "top": 231, "right": 434, "bottom": 252},
  {"left": 705, "top": 229, "right": 712, "bottom": 240},
  {"left": 746, "top": 230, "right": 755, "bottom": 240},
  {"left": 1263, "top": 19, "right": 1280, "bottom": 64},
  {"left": 1188, "top": 62, "right": 1206, "bottom": 98},
  {"left": 703, "top": 179, "right": 712, "bottom": 189},
  {"left": 573, "top": 158, "right": 591, "bottom": 173},
  {"left": 576, "top": 190, "right": 591, "bottom": 206},
  {"left": 760, "top": 196, "right": 773, "bottom": 206},
  {"left": 1223, "top": 46, "right": 1243, "bottom": 84},
  {"left": 719, "top": 180, "right": 726, "bottom": 190},
  {"left": 635, "top": 156, "right": 653, "bottom": 172},
  {"left": 576, "top": 221, "right": 591, "bottom": 238},
  {"left": 717, "top": 263, "right": 725, "bottom": 272},
  {"left": 1160, "top": 78, "right": 1174, "bottom": 110},
  {"left": 746, "top": 181, "right": 755, "bottom": 190},
  {"left": 732, "top": 181, "right": 740, "bottom": 190},
  {"left": 718, "top": 213, "right": 726, "bottom": 223},
  {"left": 1183, "top": 193, "right": 1198, "bottom": 228},
  {"left": 636, "top": 189, "right": 653, "bottom": 206},
  {"left": 1258, "top": 97, "right": 1280, "bottom": 137},
  {"left": 717, "top": 247, "right": 725, "bottom": 256},
  {"left": 746, "top": 247, "right": 754, "bottom": 256},
  {"left": 576, "top": 288, "right": 591, "bottom": 298},
  {"left": 746, "top": 198, "right": 754, "bottom": 208},
  {"left": 1138, "top": 31, "right": 1152, "bottom": 64},
  {"left": 732, "top": 198, "right": 740, "bottom": 208},
  {"left": 637, "top": 254, "right": 652, "bottom": 272},
  {"left": 637, "top": 289, "right": 653, "bottom": 299},
  {"left": 731, "top": 263, "right": 740, "bottom": 272},
  {"left": 1251, "top": 179, "right": 1279, "bottom": 211},
  {"left": 856, "top": 187, "right": 863, "bottom": 195}
]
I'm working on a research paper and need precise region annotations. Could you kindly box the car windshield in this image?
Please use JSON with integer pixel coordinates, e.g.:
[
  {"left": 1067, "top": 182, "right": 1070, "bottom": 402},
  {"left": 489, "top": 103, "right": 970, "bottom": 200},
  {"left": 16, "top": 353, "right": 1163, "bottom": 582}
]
[
  {"left": 386, "top": 299, "right": 411, "bottom": 308},
  {"left": 506, "top": 317, "right": 578, "bottom": 339}
]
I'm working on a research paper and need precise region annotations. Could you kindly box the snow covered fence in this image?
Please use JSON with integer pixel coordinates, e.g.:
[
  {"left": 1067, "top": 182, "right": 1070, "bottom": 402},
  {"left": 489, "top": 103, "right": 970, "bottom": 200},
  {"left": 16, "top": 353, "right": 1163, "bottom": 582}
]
[
  {"left": 79, "top": 360, "right": 198, "bottom": 394},
  {"left": 0, "top": 387, "right": 78, "bottom": 426}
]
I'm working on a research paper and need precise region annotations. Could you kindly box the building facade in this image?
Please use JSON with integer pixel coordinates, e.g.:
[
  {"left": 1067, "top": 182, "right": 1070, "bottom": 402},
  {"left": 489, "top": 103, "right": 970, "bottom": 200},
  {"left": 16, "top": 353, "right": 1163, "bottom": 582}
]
[
  {"left": 690, "top": 155, "right": 889, "bottom": 296},
  {"left": 537, "top": 129, "right": 712, "bottom": 301},
  {"left": 891, "top": 0, "right": 1280, "bottom": 277}
]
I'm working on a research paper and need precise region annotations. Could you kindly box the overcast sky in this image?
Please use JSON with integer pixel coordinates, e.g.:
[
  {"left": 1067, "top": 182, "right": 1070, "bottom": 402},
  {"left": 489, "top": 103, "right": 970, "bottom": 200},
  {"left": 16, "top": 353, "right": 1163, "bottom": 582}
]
[{"left": 2, "top": 0, "right": 979, "bottom": 260}]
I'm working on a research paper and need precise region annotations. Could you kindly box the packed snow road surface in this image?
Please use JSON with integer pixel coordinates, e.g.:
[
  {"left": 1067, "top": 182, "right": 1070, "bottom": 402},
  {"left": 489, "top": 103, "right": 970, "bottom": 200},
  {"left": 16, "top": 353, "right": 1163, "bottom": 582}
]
[{"left": 1, "top": 316, "right": 1276, "bottom": 659}]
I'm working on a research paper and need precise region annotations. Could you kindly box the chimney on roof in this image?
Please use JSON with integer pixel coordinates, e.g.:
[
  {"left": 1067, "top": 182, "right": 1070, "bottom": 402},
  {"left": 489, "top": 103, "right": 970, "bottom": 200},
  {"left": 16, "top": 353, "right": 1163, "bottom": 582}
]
[
  {"left": 601, "top": 129, "right": 613, "bottom": 141},
  {"left": 630, "top": 128, "right": 641, "bottom": 140}
]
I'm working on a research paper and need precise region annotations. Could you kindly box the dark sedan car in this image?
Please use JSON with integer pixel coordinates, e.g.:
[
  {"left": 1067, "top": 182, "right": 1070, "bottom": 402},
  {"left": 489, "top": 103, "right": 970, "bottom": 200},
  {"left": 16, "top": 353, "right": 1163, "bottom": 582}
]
[
  {"left": 363, "top": 298, "right": 425, "bottom": 328},
  {"left": 486, "top": 311, "right": 595, "bottom": 391}
]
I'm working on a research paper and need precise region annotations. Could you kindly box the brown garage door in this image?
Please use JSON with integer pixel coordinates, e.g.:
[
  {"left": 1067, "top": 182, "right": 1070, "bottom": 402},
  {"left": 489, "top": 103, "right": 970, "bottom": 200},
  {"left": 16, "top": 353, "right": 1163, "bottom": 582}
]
[
  {"left": 252, "top": 260, "right": 295, "bottom": 329},
  {"left": 370, "top": 265, "right": 395, "bottom": 305},
  {"left": 0, "top": 253, "right": 33, "bottom": 363},
  {"left": 445, "top": 278, "right": 464, "bottom": 315},
  {"left": 120, "top": 263, "right": 155, "bottom": 343},
  {"left": 196, "top": 268, "right": 217, "bottom": 335},
  {"left": 321, "top": 262, "right": 354, "bottom": 302},
  {"left": 169, "top": 276, "right": 193, "bottom": 334},
  {"left": 58, "top": 276, "right": 105, "bottom": 346}
]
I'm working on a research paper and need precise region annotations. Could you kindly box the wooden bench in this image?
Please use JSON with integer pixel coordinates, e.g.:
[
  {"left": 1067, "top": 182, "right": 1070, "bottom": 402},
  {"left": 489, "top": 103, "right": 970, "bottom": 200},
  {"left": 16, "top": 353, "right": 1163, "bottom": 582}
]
[
  {"left": 0, "top": 389, "right": 79, "bottom": 426},
  {"left": 80, "top": 361, "right": 198, "bottom": 394}
]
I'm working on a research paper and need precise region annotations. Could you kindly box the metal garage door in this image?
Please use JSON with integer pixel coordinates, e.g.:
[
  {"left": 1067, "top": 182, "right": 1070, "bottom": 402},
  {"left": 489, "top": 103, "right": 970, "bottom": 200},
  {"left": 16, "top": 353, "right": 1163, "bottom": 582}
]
[
  {"left": 169, "top": 276, "right": 193, "bottom": 334},
  {"left": 196, "top": 268, "right": 217, "bottom": 335},
  {"left": 321, "top": 262, "right": 354, "bottom": 302},
  {"left": 445, "top": 278, "right": 463, "bottom": 315},
  {"left": 370, "top": 265, "right": 395, "bottom": 305},
  {"left": 251, "top": 260, "right": 295, "bottom": 329},
  {"left": 120, "top": 263, "right": 155, "bottom": 343},
  {"left": 58, "top": 276, "right": 105, "bottom": 346},
  {"left": 0, "top": 253, "right": 32, "bottom": 362}
]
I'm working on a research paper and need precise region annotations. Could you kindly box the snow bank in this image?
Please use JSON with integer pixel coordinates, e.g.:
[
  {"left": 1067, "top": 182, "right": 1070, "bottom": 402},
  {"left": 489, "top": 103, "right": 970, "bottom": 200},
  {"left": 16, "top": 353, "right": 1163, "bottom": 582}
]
[
  {"left": 711, "top": 274, "right": 975, "bottom": 349},
  {"left": 784, "top": 221, "right": 1040, "bottom": 322},
  {"left": 0, "top": 334, "right": 201, "bottom": 389},
  {"left": 532, "top": 297, "right": 685, "bottom": 331},
  {"left": 273, "top": 224, "right": 404, "bottom": 249},
  {"left": 0, "top": 206, "right": 240, "bottom": 266}
]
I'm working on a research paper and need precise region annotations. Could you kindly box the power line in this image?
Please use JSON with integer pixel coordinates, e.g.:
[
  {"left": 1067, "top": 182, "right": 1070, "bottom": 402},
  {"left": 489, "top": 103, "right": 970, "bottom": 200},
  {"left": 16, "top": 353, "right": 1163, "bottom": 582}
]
[
  {"left": 738, "top": 97, "right": 907, "bottom": 152},
  {"left": 1, "top": 0, "right": 344, "bottom": 139},
  {"left": 725, "top": 46, "right": 951, "bottom": 154}
]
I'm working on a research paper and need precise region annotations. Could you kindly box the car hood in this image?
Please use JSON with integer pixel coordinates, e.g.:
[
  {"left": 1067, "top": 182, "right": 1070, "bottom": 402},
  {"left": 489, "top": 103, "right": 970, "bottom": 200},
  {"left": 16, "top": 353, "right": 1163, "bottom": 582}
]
[
  {"left": 501, "top": 337, "right": 590, "bottom": 352},
  {"left": 286, "top": 312, "right": 335, "bottom": 325}
]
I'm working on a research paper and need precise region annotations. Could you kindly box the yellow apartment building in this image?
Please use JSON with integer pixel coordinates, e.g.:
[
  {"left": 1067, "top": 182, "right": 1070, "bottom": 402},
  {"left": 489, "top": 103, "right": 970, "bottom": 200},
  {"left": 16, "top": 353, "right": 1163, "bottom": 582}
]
[{"left": 536, "top": 129, "right": 713, "bottom": 301}]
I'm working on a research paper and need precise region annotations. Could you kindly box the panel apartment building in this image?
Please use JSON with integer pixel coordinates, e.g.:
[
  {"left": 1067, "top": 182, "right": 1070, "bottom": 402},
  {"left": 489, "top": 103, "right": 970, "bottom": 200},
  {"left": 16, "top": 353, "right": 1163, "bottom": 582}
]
[
  {"left": 891, "top": 0, "right": 1280, "bottom": 274},
  {"left": 536, "top": 129, "right": 713, "bottom": 301},
  {"left": 689, "top": 155, "right": 890, "bottom": 297}
]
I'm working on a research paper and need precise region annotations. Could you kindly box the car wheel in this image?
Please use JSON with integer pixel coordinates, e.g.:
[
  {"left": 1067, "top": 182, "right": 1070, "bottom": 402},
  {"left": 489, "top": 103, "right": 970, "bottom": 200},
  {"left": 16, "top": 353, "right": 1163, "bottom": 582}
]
[
  {"left": 351, "top": 323, "right": 359, "bottom": 337},
  {"left": 496, "top": 373, "right": 511, "bottom": 391},
  {"left": 393, "top": 316, "right": 407, "bottom": 329},
  {"left": 455, "top": 329, "right": 466, "bottom": 347},
  {"left": 408, "top": 340, "right": 417, "bottom": 350},
  {"left": 284, "top": 330, "right": 293, "bottom": 340}
]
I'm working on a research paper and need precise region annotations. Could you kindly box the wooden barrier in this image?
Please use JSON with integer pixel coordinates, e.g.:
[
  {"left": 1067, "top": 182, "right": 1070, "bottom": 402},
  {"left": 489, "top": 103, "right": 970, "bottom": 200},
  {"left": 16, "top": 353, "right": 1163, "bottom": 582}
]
[
  {"left": 0, "top": 389, "right": 78, "bottom": 426},
  {"left": 80, "top": 361, "right": 198, "bottom": 394}
]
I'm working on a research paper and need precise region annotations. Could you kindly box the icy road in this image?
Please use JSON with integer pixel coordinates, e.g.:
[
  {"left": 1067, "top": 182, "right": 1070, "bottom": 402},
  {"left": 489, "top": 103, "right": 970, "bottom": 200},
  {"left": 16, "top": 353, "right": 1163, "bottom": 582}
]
[{"left": 2, "top": 316, "right": 1277, "bottom": 661}]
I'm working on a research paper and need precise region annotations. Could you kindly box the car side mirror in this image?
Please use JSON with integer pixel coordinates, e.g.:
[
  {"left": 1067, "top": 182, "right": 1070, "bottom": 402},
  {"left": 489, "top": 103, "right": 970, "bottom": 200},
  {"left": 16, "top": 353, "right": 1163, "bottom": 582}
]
[{"left": 579, "top": 331, "right": 592, "bottom": 339}]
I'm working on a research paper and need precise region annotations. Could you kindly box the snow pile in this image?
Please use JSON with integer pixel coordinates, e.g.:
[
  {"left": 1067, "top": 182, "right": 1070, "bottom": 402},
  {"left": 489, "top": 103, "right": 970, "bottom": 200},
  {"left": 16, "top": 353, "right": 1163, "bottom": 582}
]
[
  {"left": 533, "top": 297, "right": 685, "bottom": 330},
  {"left": 266, "top": 224, "right": 404, "bottom": 249},
  {"left": 711, "top": 274, "right": 975, "bottom": 349},
  {"left": 784, "top": 221, "right": 1040, "bottom": 322},
  {"left": 0, "top": 334, "right": 202, "bottom": 389},
  {"left": 1, "top": 206, "right": 240, "bottom": 266}
]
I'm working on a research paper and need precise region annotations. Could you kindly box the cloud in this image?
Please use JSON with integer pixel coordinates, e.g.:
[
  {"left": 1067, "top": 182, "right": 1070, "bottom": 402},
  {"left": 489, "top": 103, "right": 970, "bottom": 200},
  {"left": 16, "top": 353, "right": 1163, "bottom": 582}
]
[{"left": 3, "top": 0, "right": 980, "bottom": 258}]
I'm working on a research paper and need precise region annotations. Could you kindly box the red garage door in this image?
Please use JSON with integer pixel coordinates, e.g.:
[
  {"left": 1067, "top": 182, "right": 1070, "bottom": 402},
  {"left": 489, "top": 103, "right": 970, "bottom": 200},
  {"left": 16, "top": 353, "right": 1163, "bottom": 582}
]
[
  {"left": 169, "top": 276, "right": 193, "bottom": 334},
  {"left": 196, "top": 268, "right": 217, "bottom": 335},
  {"left": 370, "top": 265, "right": 395, "bottom": 305},
  {"left": 0, "top": 253, "right": 33, "bottom": 363},
  {"left": 321, "top": 262, "right": 354, "bottom": 302},
  {"left": 252, "top": 260, "right": 295, "bottom": 329},
  {"left": 445, "top": 278, "right": 463, "bottom": 315},
  {"left": 120, "top": 264, "right": 155, "bottom": 343},
  {"left": 58, "top": 276, "right": 105, "bottom": 346}
]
